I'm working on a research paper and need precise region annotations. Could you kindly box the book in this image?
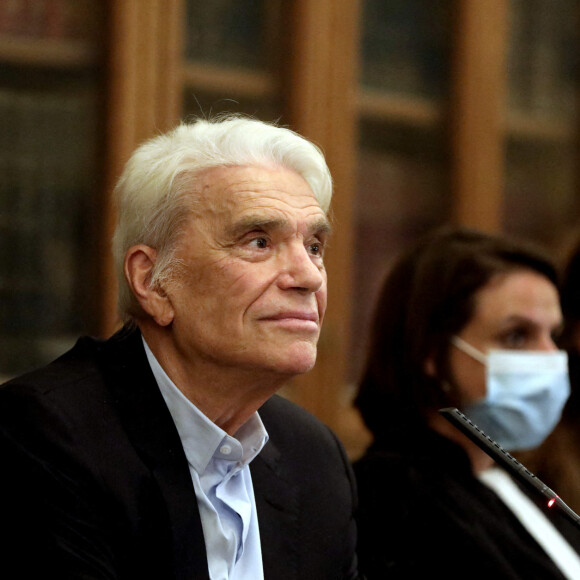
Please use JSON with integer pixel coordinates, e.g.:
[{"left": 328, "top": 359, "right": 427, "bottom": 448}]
[
  {"left": 185, "top": 0, "right": 282, "bottom": 71},
  {"left": 0, "top": 84, "right": 98, "bottom": 377},
  {"left": 508, "top": 0, "right": 577, "bottom": 119},
  {"left": 360, "top": 0, "right": 451, "bottom": 99},
  {"left": 0, "top": 0, "right": 98, "bottom": 40}
]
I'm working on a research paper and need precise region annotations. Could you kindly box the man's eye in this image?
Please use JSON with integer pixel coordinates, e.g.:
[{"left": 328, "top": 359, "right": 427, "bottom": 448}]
[
  {"left": 309, "top": 241, "right": 324, "bottom": 257},
  {"left": 249, "top": 237, "right": 269, "bottom": 249}
]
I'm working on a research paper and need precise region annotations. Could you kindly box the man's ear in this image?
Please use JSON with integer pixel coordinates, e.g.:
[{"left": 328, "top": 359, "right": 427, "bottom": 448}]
[{"left": 124, "top": 245, "right": 174, "bottom": 326}]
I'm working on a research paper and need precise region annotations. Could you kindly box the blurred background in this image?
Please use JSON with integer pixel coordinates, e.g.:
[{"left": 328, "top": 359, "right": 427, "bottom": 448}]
[{"left": 0, "top": 0, "right": 578, "bottom": 457}]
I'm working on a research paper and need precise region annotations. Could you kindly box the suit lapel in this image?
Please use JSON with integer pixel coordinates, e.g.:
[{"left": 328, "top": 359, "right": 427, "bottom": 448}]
[
  {"left": 251, "top": 408, "right": 300, "bottom": 580},
  {"left": 97, "top": 327, "right": 210, "bottom": 580}
]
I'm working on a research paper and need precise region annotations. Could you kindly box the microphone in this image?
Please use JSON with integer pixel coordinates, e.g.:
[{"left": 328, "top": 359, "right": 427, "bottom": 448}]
[{"left": 439, "top": 407, "right": 580, "bottom": 529}]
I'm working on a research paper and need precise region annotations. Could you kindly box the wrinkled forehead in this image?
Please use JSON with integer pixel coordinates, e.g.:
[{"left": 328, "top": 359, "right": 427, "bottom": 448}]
[
  {"left": 195, "top": 163, "right": 323, "bottom": 204},
  {"left": 193, "top": 164, "right": 328, "bottom": 225}
]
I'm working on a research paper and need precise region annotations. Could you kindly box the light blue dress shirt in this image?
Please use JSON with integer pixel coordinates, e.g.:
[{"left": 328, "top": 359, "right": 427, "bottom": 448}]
[{"left": 143, "top": 339, "right": 269, "bottom": 579}]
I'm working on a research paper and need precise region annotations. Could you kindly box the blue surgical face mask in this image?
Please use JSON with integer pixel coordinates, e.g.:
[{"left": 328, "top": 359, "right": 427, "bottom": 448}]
[{"left": 451, "top": 336, "right": 570, "bottom": 451}]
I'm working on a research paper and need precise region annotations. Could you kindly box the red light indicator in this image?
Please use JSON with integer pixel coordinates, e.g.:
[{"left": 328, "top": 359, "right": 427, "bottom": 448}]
[{"left": 548, "top": 497, "right": 558, "bottom": 508}]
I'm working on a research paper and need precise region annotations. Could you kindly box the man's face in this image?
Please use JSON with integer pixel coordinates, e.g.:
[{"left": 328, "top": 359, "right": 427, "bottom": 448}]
[{"left": 164, "top": 164, "right": 330, "bottom": 379}]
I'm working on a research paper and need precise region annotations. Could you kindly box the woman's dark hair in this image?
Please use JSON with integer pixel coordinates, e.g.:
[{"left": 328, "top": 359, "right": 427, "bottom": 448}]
[
  {"left": 558, "top": 235, "right": 580, "bottom": 420},
  {"left": 355, "top": 226, "right": 558, "bottom": 440},
  {"left": 560, "top": 237, "right": 580, "bottom": 350}
]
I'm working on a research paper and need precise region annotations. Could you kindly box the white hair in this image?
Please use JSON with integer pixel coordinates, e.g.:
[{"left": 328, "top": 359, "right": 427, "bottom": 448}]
[{"left": 112, "top": 114, "right": 333, "bottom": 322}]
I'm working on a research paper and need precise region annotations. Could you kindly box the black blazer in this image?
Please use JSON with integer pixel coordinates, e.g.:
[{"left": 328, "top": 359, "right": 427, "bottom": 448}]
[
  {"left": 355, "top": 429, "right": 580, "bottom": 579},
  {"left": 0, "top": 327, "right": 359, "bottom": 579}
]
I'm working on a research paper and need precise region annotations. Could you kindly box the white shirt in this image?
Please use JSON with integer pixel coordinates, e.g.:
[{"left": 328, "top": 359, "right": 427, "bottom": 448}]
[
  {"left": 478, "top": 466, "right": 580, "bottom": 580},
  {"left": 143, "top": 339, "right": 269, "bottom": 579}
]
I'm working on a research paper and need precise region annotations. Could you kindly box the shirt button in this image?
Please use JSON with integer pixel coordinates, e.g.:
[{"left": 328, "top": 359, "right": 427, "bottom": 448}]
[{"left": 220, "top": 445, "right": 232, "bottom": 455}]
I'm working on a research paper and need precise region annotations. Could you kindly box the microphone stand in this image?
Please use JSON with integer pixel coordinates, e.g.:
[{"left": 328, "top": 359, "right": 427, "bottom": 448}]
[{"left": 439, "top": 407, "right": 580, "bottom": 529}]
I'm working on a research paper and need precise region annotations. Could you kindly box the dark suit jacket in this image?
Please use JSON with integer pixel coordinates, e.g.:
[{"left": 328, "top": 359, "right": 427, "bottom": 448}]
[
  {"left": 355, "top": 429, "right": 580, "bottom": 579},
  {"left": 0, "top": 327, "right": 359, "bottom": 579}
]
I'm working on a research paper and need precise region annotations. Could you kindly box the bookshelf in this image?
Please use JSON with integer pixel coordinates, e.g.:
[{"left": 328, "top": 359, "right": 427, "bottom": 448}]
[
  {"left": 0, "top": 36, "right": 98, "bottom": 68},
  {"left": 0, "top": 0, "right": 104, "bottom": 378},
  {"left": 358, "top": 91, "right": 441, "bottom": 127},
  {"left": 182, "top": 62, "right": 276, "bottom": 100},
  {"left": 1, "top": 0, "right": 578, "bottom": 457},
  {"left": 181, "top": 0, "right": 284, "bottom": 124},
  {"left": 503, "top": 0, "right": 580, "bottom": 251}
]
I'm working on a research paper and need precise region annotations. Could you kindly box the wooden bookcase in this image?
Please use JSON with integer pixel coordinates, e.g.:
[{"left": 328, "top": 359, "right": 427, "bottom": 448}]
[
  {"left": 0, "top": 0, "right": 105, "bottom": 379},
  {"left": 1, "top": 0, "right": 578, "bottom": 456}
]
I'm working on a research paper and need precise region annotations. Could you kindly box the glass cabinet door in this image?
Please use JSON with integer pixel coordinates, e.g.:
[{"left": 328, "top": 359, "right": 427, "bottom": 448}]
[
  {"left": 181, "top": 0, "right": 285, "bottom": 122},
  {"left": 351, "top": 0, "right": 454, "bottom": 379},
  {"left": 0, "top": 1, "right": 104, "bottom": 379},
  {"left": 504, "top": 0, "right": 579, "bottom": 256}
]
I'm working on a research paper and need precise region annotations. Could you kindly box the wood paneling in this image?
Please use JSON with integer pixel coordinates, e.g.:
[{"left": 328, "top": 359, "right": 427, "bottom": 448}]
[
  {"left": 99, "top": 0, "right": 184, "bottom": 336},
  {"left": 450, "top": 0, "right": 509, "bottom": 232},
  {"left": 282, "top": 0, "right": 361, "bottom": 430}
]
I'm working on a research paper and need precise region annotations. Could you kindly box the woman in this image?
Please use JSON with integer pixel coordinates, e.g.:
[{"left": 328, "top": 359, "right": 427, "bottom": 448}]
[
  {"left": 518, "top": 233, "right": 580, "bottom": 516},
  {"left": 354, "top": 227, "right": 580, "bottom": 579}
]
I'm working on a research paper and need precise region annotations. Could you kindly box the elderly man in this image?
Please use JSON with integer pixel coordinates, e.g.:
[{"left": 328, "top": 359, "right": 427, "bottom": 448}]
[{"left": 0, "top": 116, "right": 359, "bottom": 579}]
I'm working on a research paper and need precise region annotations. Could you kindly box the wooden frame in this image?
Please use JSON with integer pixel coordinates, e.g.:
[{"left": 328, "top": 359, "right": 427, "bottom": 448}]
[
  {"left": 449, "top": 0, "right": 509, "bottom": 232},
  {"left": 99, "top": 0, "right": 185, "bottom": 335},
  {"left": 281, "top": 0, "right": 361, "bottom": 433}
]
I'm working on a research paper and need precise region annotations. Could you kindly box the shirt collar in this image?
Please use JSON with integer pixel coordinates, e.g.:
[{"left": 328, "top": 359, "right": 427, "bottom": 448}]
[{"left": 142, "top": 338, "right": 268, "bottom": 474}]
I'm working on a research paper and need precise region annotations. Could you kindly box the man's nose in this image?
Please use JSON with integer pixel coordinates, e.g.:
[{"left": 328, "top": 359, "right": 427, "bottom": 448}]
[{"left": 277, "top": 244, "right": 324, "bottom": 292}]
